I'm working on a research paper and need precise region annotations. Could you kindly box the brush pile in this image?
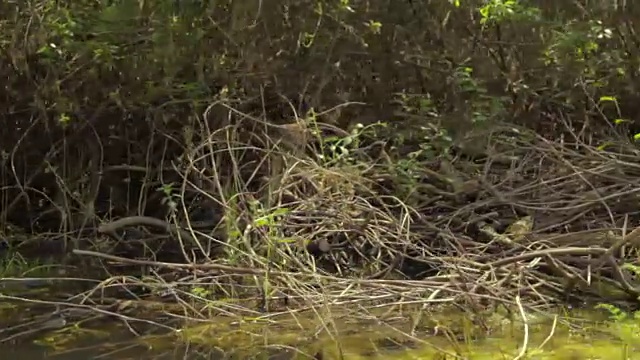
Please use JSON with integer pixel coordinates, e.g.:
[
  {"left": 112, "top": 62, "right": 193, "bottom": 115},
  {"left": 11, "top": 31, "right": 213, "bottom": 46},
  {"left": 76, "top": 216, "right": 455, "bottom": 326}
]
[{"left": 80, "top": 107, "right": 640, "bottom": 315}]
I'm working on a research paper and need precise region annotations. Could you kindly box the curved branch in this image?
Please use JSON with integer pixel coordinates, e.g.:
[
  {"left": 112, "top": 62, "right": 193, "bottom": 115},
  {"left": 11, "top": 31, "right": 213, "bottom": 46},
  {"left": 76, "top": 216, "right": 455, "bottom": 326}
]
[{"left": 98, "top": 216, "right": 201, "bottom": 244}]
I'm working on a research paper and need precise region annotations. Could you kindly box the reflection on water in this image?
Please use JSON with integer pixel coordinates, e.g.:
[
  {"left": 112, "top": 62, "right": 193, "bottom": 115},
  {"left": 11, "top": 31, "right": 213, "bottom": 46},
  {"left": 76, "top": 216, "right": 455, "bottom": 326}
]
[
  {"left": 2, "top": 308, "right": 640, "bottom": 360},
  {"left": 0, "top": 335, "right": 224, "bottom": 360},
  {"left": 1, "top": 271, "right": 639, "bottom": 360},
  {"left": 0, "top": 306, "right": 194, "bottom": 360}
]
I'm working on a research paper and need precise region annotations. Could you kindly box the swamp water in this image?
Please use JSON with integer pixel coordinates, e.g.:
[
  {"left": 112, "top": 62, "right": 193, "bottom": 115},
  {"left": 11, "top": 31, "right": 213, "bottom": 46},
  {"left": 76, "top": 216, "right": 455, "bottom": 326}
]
[{"left": 1, "top": 256, "right": 639, "bottom": 359}]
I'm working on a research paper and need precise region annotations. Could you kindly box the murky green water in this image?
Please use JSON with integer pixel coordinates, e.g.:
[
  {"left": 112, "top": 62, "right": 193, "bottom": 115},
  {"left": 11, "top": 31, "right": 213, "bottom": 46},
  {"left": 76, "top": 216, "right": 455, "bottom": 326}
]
[
  {"left": 2, "top": 254, "right": 640, "bottom": 359},
  {"left": 2, "top": 293, "right": 639, "bottom": 359}
]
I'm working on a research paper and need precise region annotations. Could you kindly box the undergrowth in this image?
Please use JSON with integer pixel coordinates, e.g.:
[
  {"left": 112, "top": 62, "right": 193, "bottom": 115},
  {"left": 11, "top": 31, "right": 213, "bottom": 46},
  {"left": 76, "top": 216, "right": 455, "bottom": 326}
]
[{"left": 2, "top": 0, "right": 640, "bottom": 358}]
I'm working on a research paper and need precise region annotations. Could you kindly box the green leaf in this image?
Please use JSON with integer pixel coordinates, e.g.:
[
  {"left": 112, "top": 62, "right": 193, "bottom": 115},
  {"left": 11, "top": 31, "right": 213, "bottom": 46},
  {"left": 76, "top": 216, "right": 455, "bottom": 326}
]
[
  {"left": 598, "top": 96, "right": 617, "bottom": 103},
  {"left": 254, "top": 216, "right": 271, "bottom": 227},
  {"left": 271, "top": 208, "right": 289, "bottom": 217}
]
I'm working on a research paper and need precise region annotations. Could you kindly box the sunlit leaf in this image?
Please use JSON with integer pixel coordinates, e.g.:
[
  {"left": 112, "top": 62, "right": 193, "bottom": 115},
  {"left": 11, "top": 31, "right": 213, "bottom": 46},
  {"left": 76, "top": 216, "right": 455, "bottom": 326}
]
[
  {"left": 598, "top": 96, "right": 617, "bottom": 103},
  {"left": 597, "top": 142, "right": 612, "bottom": 151}
]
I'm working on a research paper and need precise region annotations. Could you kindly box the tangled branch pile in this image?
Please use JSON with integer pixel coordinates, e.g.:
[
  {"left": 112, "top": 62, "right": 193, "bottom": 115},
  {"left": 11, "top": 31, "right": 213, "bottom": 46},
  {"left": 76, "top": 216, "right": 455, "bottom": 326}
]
[{"left": 72, "top": 103, "right": 640, "bottom": 316}]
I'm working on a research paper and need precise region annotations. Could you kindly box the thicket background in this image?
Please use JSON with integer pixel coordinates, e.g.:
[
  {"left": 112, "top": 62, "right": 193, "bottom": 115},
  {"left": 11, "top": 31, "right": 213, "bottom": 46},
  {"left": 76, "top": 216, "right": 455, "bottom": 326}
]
[{"left": 2, "top": 1, "right": 640, "bottom": 292}]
